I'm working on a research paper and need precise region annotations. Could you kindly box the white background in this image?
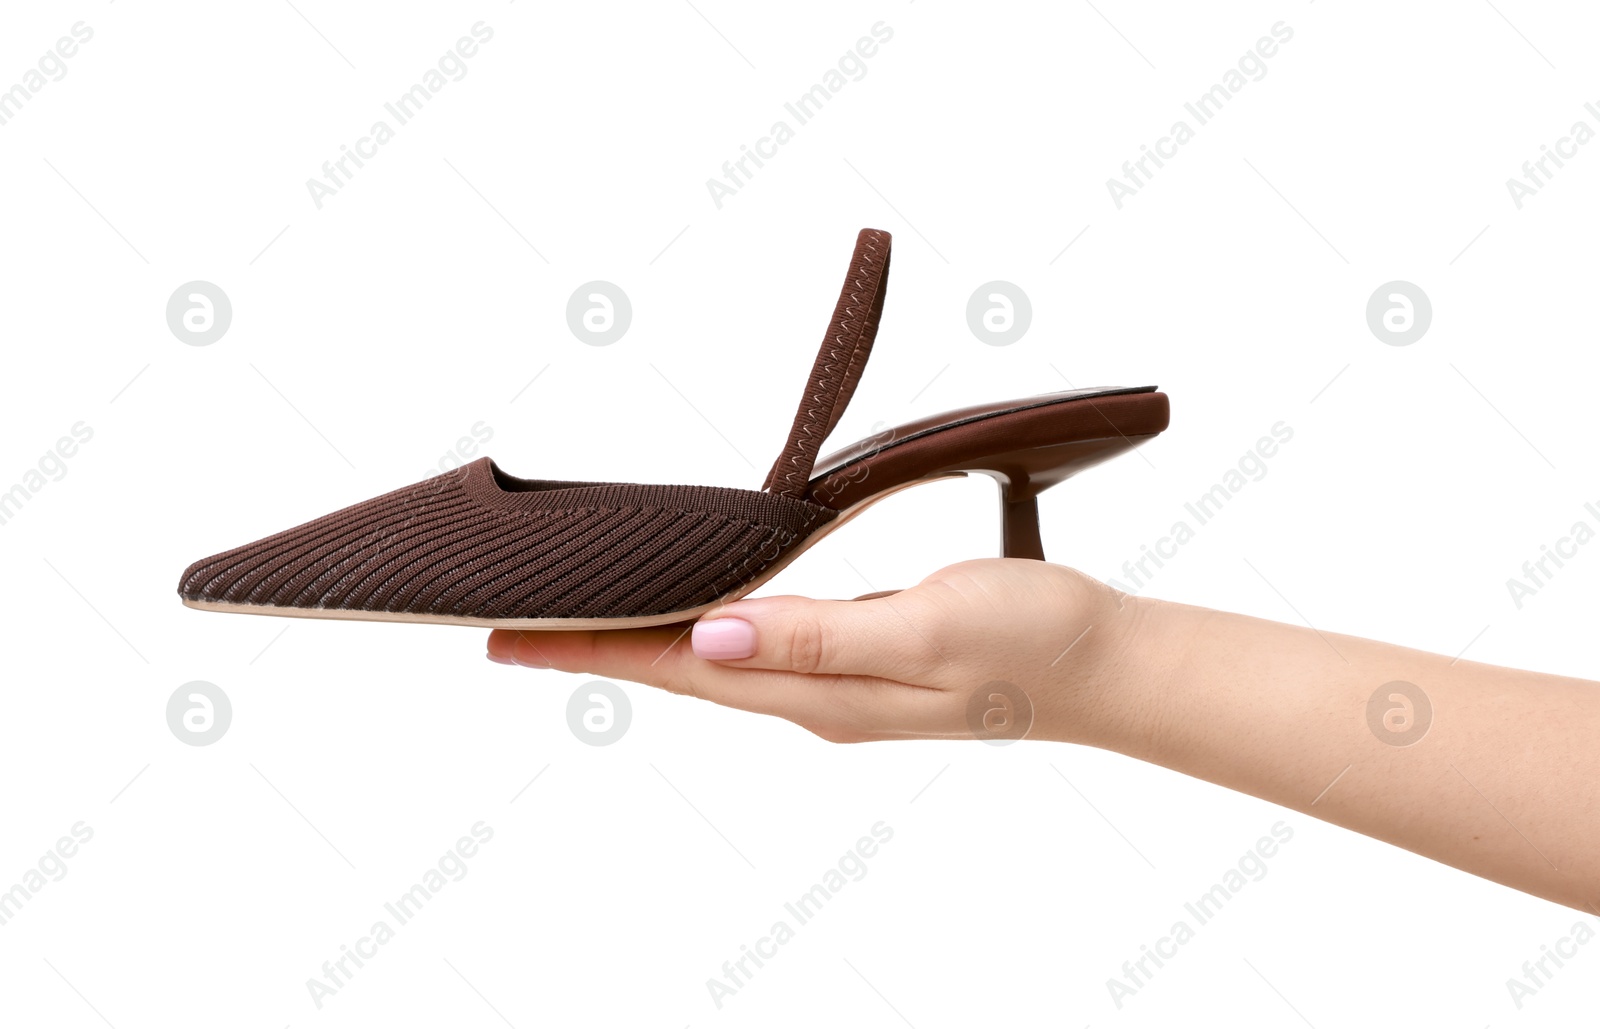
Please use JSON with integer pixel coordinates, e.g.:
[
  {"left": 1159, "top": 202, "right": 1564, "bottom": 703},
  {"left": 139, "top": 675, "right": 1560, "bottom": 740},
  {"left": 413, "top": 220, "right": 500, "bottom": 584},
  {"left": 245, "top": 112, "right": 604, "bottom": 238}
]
[{"left": 1, "top": 1, "right": 1596, "bottom": 1025}]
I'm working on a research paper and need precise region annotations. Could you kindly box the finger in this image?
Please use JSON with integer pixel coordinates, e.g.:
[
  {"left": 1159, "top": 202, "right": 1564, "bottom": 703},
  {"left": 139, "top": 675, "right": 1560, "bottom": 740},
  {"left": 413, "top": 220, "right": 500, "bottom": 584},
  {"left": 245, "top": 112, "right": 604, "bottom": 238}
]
[
  {"left": 486, "top": 627, "right": 962, "bottom": 738},
  {"left": 489, "top": 625, "right": 696, "bottom": 688},
  {"left": 687, "top": 592, "right": 951, "bottom": 682},
  {"left": 488, "top": 626, "right": 858, "bottom": 724}
]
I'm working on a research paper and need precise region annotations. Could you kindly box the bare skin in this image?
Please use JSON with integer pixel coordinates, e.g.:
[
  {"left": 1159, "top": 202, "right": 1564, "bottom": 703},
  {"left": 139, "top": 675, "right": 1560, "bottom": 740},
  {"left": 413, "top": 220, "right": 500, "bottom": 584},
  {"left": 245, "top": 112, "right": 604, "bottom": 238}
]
[{"left": 486, "top": 559, "right": 1600, "bottom": 913}]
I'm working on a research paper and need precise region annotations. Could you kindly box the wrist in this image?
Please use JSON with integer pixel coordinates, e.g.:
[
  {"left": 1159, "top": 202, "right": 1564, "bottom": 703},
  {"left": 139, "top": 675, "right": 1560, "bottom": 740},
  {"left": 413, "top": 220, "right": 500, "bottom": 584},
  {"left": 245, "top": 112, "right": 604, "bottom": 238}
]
[
  {"left": 1027, "top": 572, "right": 1174, "bottom": 750},
  {"left": 1082, "top": 593, "right": 1191, "bottom": 758}
]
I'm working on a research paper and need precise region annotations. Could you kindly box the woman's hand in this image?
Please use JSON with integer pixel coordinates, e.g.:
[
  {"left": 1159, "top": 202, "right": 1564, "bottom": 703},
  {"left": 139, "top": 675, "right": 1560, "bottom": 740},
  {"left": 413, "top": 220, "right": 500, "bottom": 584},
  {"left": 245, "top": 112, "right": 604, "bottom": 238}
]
[
  {"left": 486, "top": 558, "right": 1148, "bottom": 747},
  {"left": 488, "top": 558, "right": 1600, "bottom": 911}
]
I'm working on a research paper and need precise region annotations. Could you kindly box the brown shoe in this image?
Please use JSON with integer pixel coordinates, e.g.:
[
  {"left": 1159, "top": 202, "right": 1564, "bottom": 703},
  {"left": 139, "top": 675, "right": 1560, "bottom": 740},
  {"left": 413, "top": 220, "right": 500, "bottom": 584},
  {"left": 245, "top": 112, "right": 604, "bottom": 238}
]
[{"left": 178, "top": 229, "right": 1169, "bottom": 628}]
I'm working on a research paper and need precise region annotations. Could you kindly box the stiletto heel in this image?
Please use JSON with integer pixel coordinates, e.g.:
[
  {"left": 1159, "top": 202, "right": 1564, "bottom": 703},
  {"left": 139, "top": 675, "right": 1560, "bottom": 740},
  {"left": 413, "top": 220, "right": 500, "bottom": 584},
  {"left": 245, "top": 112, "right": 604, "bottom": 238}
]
[
  {"left": 1000, "top": 495, "right": 1044, "bottom": 561},
  {"left": 179, "top": 228, "right": 1169, "bottom": 628},
  {"left": 946, "top": 437, "right": 1148, "bottom": 561}
]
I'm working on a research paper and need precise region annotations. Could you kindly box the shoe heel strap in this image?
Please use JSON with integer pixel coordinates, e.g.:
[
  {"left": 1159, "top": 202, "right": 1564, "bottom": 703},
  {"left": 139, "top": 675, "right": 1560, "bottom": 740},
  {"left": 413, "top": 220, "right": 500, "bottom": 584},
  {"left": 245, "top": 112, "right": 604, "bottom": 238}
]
[{"left": 762, "top": 228, "right": 892, "bottom": 499}]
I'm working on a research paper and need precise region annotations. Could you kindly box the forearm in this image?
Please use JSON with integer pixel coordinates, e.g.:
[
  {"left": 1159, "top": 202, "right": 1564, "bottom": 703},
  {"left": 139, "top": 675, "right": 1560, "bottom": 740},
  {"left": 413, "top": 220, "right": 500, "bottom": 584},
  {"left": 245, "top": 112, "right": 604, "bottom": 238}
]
[{"left": 1094, "top": 596, "right": 1600, "bottom": 911}]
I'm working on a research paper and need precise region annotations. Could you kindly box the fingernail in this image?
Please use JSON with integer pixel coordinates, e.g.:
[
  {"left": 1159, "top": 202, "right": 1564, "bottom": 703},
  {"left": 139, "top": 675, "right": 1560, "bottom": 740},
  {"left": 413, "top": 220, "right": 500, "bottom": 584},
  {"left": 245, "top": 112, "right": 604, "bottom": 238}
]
[
  {"left": 692, "top": 617, "right": 756, "bottom": 660},
  {"left": 511, "top": 649, "right": 551, "bottom": 669},
  {"left": 487, "top": 652, "right": 517, "bottom": 666}
]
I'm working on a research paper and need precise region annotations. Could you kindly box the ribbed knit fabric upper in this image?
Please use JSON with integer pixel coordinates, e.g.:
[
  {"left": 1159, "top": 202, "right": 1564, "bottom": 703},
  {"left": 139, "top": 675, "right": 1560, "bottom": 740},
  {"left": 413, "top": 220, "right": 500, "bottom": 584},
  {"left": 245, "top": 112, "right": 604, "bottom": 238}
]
[
  {"left": 177, "top": 457, "right": 836, "bottom": 619},
  {"left": 179, "top": 229, "right": 894, "bottom": 621}
]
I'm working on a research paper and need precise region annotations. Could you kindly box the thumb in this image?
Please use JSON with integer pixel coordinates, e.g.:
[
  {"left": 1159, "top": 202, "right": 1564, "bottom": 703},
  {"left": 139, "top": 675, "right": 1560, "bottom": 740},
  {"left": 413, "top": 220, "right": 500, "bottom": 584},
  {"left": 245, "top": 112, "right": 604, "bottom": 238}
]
[{"left": 690, "top": 592, "right": 950, "bottom": 681}]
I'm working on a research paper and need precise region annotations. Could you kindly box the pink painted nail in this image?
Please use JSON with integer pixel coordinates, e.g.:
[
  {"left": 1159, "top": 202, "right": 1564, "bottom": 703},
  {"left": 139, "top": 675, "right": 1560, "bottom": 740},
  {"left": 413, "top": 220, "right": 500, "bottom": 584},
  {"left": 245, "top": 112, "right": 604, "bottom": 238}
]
[
  {"left": 511, "top": 648, "right": 551, "bottom": 668},
  {"left": 692, "top": 618, "right": 756, "bottom": 660}
]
